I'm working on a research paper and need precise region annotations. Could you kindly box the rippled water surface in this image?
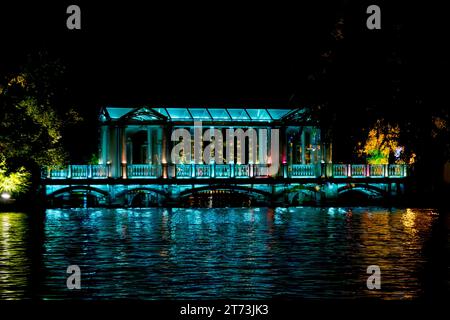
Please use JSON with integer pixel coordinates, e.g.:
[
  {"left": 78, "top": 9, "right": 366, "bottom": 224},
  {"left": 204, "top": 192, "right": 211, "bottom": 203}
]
[{"left": 0, "top": 207, "right": 448, "bottom": 300}]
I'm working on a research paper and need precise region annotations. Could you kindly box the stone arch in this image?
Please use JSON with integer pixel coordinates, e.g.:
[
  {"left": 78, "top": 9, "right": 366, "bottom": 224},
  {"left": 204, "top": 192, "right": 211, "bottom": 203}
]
[
  {"left": 337, "top": 184, "right": 386, "bottom": 198},
  {"left": 47, "top": 186, "right": 110, "bottom": 207},
  {"left": 180, "top": 185, "right": 272, "bottom": 198},
  {"left": 285, "top": 184, "right": 322, "bottom": 205},
  {"left": 116, "top": 187, "right": 168, "bottom": 207},
  {"left": 179, "top": 185, "right": 272, "bottom": 207}
]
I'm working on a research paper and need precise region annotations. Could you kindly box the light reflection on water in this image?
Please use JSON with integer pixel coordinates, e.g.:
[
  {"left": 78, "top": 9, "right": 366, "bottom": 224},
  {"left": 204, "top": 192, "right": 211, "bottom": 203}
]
[
  {"left": 0, "top": 213, "right": 32, "bottom": 300},
  {"left": 0, "top": 207, "right": 446, "bottom": 300}
]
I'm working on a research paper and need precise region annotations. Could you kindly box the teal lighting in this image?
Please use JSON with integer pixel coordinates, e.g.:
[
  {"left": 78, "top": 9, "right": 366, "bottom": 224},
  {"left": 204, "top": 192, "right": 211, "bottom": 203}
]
[
  {"left": 189, "top": 108, "right": 211, "bottom": 121},
  {"left": 267, "top": 109, "right": 290, "bottom": 119},
  {"left": 167, "top": 108, "right": 191, "bottom": 120},
  {"left": 227, "top": 109, "right": 250, "bottom": 120},
  {"left": 246, "top": 109, "right": 271, "bottom": 120},
  {"left": 152, "top": 108, "right": 170, "bottom": 118},
  {"left": 106, "top": 107, "right": 134, "bottom": 119},
  {"left": 103, "top": 106, "right": 300, "bottom": 123},
  {"left": 207, "top": 109, "right": 230, "bottom": 120}
]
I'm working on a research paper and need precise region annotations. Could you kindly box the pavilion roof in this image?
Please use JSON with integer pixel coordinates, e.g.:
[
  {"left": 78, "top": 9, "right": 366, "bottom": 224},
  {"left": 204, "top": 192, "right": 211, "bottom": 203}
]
[{"left": 101, "top": 106, "right": 307, "bottom": 123}]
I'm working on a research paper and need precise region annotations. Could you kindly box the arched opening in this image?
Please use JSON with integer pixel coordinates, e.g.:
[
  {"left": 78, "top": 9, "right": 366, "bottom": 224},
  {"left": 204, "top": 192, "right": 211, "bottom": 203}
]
[
  {"left": 48, "top": 187, "right": 109, "bottom": 208},
  {"left": 290, "top": 189, "right": 320, "bottom": 205},
  {"left": 179, "top": 186, "right": 271, "bottom": 208},
  {"left": 124, "top": 189, "right": 163, "bottom": 207},
  {"left": 337, "top": 187, "right": 383, "bottom": 205}
]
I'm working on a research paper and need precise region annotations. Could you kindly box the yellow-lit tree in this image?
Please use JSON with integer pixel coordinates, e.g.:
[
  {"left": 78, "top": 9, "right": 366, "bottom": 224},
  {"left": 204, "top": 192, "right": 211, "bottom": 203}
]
[
  {"left": 358, "top": 119, "right": 404, "bottom": 164},
  {"left": 0, "top": 160, "right": 31, "bottom": 195},
  {"left": 0, "top": 52, "right": 82, "bottom": 196}
]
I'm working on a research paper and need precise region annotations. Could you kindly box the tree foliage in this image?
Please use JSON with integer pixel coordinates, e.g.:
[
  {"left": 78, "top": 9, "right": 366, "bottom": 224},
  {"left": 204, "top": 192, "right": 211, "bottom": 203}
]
[
  {"left": 0, "top": 52, "right": 82, "bottom": 194},
  {"left": 357, "top": 119, "right": 415, "bottom": 165},
  {"left": 0, "top": 160, "right": 31, "bottom": 195}
]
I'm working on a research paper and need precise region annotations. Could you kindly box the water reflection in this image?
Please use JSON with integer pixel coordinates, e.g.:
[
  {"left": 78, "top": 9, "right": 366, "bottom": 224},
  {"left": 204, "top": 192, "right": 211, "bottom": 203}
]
[
  {"left": 0, "top": 213, "right": 32, "bottom": 299},
  {"left": 0, "top": 208, "right": 446, "bottom": 300}
]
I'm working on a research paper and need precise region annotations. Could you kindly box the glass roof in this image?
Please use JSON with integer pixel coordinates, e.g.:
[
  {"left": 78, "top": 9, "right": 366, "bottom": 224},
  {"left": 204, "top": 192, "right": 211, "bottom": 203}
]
[
  {"left": 189, "top": 108, "right": 211, "bottom": 120},
  {"left": 267, "top": 109, "right": 290, "bottom": 119},
  {"left": 153, "top": 108, "right": 291, "bottom": 121},
  {"left": 106, "top": 107, "right": 134, "bottom": 119},
  {"left": 227, "top": 109, "right": 250, "bottom": 120},
  {"left": 246, "top": 109, "right": 271, "bottom": 120},
  {"left": 166, "top": 108, "right": 191, "bottom": 120},
  {"left": 207, "top": 109, "right": 230, "bottom": 120},
  {"left": 152, "top": 107, "right": 169, "bottom": 117},
  {"left": 105, "top": 107, "right": 293, "bottom": 122}
]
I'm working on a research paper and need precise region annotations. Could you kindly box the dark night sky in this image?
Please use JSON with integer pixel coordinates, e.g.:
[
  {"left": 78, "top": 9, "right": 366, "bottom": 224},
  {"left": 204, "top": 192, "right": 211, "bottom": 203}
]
[
  {"left": 0, "top": 2, "right": 336, "bottom": 105},
  {"left": 2, "top": 1, "right": 442, "bottom": 106},
  {"left": 0, "top": 1, "right": 449, "bottom": 160}
]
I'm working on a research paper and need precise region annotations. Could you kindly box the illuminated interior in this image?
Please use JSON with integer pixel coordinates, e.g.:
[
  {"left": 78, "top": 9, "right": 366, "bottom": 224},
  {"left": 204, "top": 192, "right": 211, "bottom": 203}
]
[{"left": 42, "top": 106, "right": 408, "bottom": 180}]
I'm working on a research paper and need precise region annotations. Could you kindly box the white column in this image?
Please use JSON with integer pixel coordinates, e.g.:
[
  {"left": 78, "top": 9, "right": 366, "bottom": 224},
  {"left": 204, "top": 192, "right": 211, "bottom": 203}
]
[
  {"left": 100, "top": 125, "right": 109, "bottom": 164},
  {"left": 147, "top": 126, "right": 153, "bottom": 164},
  {"left": 113, "top": 126, "right": 120, "bottom": 178},
  {"left": 120, "top": 126, "right": 127, "bottom": 178},
  {"left": 157, "top": 126, "right": 163, "bottom": 164},
  {"left": 258, "top": 127, "right": 267, "bottom": 165}
]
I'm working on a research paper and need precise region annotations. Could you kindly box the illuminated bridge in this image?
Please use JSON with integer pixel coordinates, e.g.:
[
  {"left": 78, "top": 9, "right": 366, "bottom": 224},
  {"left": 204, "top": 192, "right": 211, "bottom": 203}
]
[{"left": 42, "top": 106, "right": 409, "bottom": 207}]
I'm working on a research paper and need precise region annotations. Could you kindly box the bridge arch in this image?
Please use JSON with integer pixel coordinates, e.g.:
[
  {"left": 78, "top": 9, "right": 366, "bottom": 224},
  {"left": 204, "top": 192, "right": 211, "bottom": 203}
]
[
  {"left": 180, "top": 185, "right": 272, "bottom": 198},
  {"left": 179, "top": 185, "right": 272, "bottom": 207},
  {"left": 337, "top": 184, "right": 387, "bottom": 198},
  {"left": 286, "top": 184, "right": 322, "bottom": 205},
  {"left": 116, "top": 187, "right": 168, "bottom": 207},
  {"left": 47, "top": 186, "right": 110, "bottom": 207}
]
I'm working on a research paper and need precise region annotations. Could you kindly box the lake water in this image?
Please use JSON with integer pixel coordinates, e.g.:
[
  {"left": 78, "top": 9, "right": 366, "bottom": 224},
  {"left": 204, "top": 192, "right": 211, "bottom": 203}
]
[{"left": 0, "top": 207, "right": 448, "bottom": 300}]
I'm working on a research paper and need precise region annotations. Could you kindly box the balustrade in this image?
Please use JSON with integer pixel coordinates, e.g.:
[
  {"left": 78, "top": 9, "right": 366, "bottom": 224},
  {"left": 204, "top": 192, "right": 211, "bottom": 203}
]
[
  {"left": 127, "top": 164, "right": 161, "bottom": 178},
  {"left": 290, "top": 164, "right": 316, "bottom": 177},
  {"left": 42, "top": 163, "right": 408, "bottom": 180}
]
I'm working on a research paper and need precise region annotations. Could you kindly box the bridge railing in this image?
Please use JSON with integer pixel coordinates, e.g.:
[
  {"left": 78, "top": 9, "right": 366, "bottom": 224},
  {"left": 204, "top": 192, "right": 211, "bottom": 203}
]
[
  {"left": 194, "top": 164, "right": 211, "bottom": 178},
  {"left": 43, "top": 168, "right": 69, "bottom": 179},
  {"left": 175, "top": 164, "right": 192, "bottom": 178},
  {"left": 351, "top": 164, "right": 366, "bottom": 177},
  {"left": 331, "top": 164, "right": 407, "bottom": 178},
  {"left": 172, "top": 164, "right": 269, "bottom": 178},
  {"left": 388, "top": 164, "right": 407, "bottom": 177},
  {"left": 215, "top": 164, "right": 231, "bottom": 178},
  {"left": 42, "top": 163, "right": 408, "bottom": 180},
  {"left": 369, "top": 164, "right": 385, "bottom": 177},
  {"left": 254, "top": 164, "right": 271, "bottom": 177},
  {"left": 332, "top": 164, "right": 348, "bottom": 177},
  {"left": 127, "top": 164, "right": 162, "bottom": 178},
  {"left": 288, "top": 164, "right": 408, "bottom": 178},
  {"left": 42, "top": 165, "right": 109, "bottom": 179},
  {"left": 235, "top": 164, "right": 250, "bottom": 178},
  {"left": 289, "top": 164, "right": 318, "bottom": 178}
]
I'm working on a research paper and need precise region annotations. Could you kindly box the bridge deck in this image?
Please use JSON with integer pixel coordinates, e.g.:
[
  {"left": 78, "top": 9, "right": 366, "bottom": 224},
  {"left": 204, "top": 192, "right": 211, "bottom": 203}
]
[
  {"left": 42, "top": 163, "right": 408, "bottom": 181},
  {"left": 42, "top": 176, "right": 408, "bottom": 186}
]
